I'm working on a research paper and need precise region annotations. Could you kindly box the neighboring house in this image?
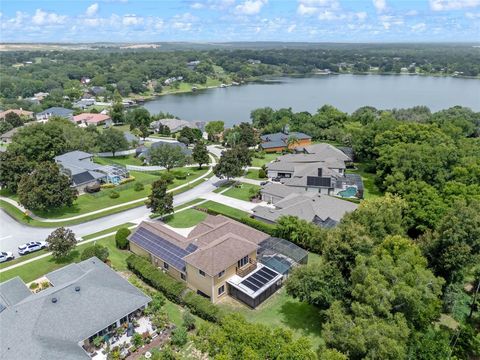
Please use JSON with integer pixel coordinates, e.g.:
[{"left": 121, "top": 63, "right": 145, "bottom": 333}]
[
  {"left": 0, "top": 122, "right": 36, "bottom": 144},
  {"left": 36, "top": 107, "right": 74, "bottom": 122},
  {"left": 73, "top": 113, "right": 112, "bottom": 127},
  {"left": 129, "top": 215, "right": 308, "bottom": 308},
  {"left": 54, "top": 151, "right": 129, "bottom": 191},
  {"left": 0, "top": 109, "right": 34, "bottom": 120},
  {"left": 266, "top": 143, "right": 362, "bottom": 198},
  {"left": 73, "top": 99, "right": 95, "bottom": 110},
  {"left": 0, "top": 257, "right": 151, "bottom": 360},
  {"left": 253, "top": 188, "right": 358, "bottom": 228},
  {"left": 259, "top": 131, "right": 311, "bottom": 153},
  {"left": 90, "top": 86, "right": 106, "bottom": 96},
  {"left": 124, "top": 132, "right": 141, "bottom": 146},
  {"left": 136, "top": 140, "right": 192, "bottom": 163},
  {"left": 150, "top": 119, "right": 199, "bottom": 134}
]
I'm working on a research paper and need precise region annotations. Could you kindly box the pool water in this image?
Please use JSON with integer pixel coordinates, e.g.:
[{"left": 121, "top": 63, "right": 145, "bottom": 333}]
[{"left": 338, "top": 187, "right": 357, "bottom": 198}]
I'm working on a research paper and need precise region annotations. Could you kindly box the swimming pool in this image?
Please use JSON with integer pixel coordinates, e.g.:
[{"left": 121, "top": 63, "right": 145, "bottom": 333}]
[{"left": 338, "top": 187, "right": 357, "bottom": 198}]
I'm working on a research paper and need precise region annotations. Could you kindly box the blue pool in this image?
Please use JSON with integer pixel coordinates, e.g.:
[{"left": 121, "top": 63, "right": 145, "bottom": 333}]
[{"left": 338, "top": 187, "right": 357, "bottom": 198}]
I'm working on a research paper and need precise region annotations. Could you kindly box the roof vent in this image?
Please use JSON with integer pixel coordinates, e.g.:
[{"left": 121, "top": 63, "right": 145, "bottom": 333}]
[
  {"left": 51, "top": 297, "right": 58, "bottom": 303},
  {"left": 75, "top": 286, "right": 80, "bottom": 292}
]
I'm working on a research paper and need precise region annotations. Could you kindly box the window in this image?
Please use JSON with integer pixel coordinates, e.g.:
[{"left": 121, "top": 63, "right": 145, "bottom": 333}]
[
  {"left": 199, "top": 269, "right": 206, "bottom": 277},
  {"left": 218, "top": 285, "right": 225, "bottom": 296},
  {"left": 181, "top": 273, "right": 186, "bottom": 280},
  {"left": 218, "top": 270, "right": 225, "bottom": 278},
  {"left": 163, "top": 262, "right": 169, "bottom": 270},
  {"left": 238, "top": 255, "right": 249, "bottom": 268}
]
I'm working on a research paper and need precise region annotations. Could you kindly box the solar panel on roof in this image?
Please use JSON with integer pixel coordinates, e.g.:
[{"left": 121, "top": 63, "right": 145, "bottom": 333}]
[
  {"left": 185, "top": 243, "right": 198, "bottom": 253},
  {"left": 240, "top": 266, "right": 279, "bottom": 292},
  {"left": 130, "top": 228, "right": 189, "bottom": 271},
  {"left": 306, "top": 176, "right": 331, "bottom": 187}
]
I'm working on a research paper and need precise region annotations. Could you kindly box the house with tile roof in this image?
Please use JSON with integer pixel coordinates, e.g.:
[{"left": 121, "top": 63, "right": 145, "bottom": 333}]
[
  {"left": 259, "top": 131, "right": 311, "bottom": 153},
  {"left": 0, "top": 257, "right": 150, "bottom": 360},
  {"left": 73, "top": 113, "right": 112, "bottom": 127},
  {"left": 129, "top": 215, "right": 308, "bottom": 308}
]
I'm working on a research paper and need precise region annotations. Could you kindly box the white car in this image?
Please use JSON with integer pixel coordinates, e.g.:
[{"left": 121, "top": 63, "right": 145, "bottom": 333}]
[
  {"left": 18, "top": 241, "right": 47, "bottom": 255},
  {"left": 0, "top": 251, "right": 14, "bottom": 263}
]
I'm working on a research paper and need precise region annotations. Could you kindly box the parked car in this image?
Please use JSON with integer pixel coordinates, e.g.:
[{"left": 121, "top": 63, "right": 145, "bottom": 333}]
[
  {"left": 271, "top": 177, "right": 281, "bottom": 182},
  {"left": 260, "top": 181, "right": 269, "bottom": 186},
  {"left": 18, "top": 241, "right": 47, "bottom": 255},
  {"left": 0, "top": 251, "right": 14, "bottom": 263}
]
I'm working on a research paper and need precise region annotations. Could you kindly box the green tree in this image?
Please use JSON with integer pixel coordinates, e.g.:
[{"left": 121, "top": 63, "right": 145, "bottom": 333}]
[
  {"left": 147, "top": 179, "right": 173, "bottom": 216},
  {"left": 138, "top": 124, "right": 150, "bottom": 140},
  {"left": 110, "top": 99, "right": 124, "bottom": 124},
  {"left": 47, "top": 227, "right": 77, "bottom": 260},
  {"left": 4, "top": 112, "right": 23, "bottom": 128},
  {"left": 286, "top": 262, "right": 346, "bottom": 309},
  {"left": 192, "top": 141, "right": 210, "bottom": 169},
  {"left": 80, "top": 244, "right": 109, "bottom": 262},
  {"left": 213, "top": 149, "right": 244, "bottom": 180},
  {"left": 274, "top": 215, "right": 325, "bottom": 253},
  {"left": 149, "top": 143, "right": 187, "bottom": 171},
  {"left": 115, "top": 228, "right": 131, "bottom": 249},
  {"left": 171, "top": 326, "right": 188, "bottom": 347},
  {"left": 205, "top": 120, "right": 224, "bottom": 142},
  {"left": 97, "top": 127, "right": 129, "bottom": 157},
  {"left": 0, "top": 152, "right": 34, "bottom": 193},
  {"left": 126, "top": 108, "right": 151, "bottom": 130},
  {"left": 17, "top": 162, "right": 77, "bottom": 211}
]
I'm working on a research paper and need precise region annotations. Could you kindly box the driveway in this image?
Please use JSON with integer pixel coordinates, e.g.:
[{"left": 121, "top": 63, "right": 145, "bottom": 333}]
[{"left": 199, "top": 192, "right": 263, "bottom": 212}]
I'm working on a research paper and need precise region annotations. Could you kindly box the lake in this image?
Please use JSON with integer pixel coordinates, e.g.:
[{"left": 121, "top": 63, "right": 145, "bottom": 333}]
[{"left": 143, "top": 74, "right": 480, "bottom": 127}]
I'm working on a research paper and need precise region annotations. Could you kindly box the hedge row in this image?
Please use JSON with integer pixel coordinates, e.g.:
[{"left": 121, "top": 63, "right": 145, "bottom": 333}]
[
  {"left": 126, "top": 255, "right": 186, "bottom": 302},
  {"left": 126, "top": 254, "right": 222, "bottom": 323},
  {"left": 239, "top": 216, "right": 277, "bottom": 236}
]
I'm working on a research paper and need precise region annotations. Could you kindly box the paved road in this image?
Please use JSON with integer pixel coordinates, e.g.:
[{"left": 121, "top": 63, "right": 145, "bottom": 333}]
[{"left": 0, "top": 176, "right": 221, "bottom": 256}]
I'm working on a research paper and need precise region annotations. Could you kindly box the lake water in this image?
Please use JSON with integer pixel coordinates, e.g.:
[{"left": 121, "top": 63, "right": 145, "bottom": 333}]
[{"left": 143, "top": 74, "right": 480, "bottom": 127}]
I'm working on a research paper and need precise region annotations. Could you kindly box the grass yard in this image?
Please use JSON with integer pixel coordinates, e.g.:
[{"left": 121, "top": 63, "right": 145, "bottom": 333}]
[
  {"left": 347, "top": 162, "right": 382, "bottom": 199},
  {"left": 222, "top": 183, "right": 260, "bottom": 201},
  {"left": 82, "top": 222, "right": 135, "bottom": 240},
  {"left": 164, "top": 209, "right": 207, "bottom": 228},
  {"left": 251, "top": 152, "right": 280, "bottom": 167},
  {"left": 244, "top": 170, "right": 267, "bottom": 181},
  {"left": 219, "top": 287, "right": 323, "bottom": 348},
  {"left": 94, "top": 154, "right": 144, "bottom": 167},
  {"left": 196, "top": 201, "right": 249, "bottom": 221},
  {"left": 0, "top": 235, "right": 130, "bottom": 283}
]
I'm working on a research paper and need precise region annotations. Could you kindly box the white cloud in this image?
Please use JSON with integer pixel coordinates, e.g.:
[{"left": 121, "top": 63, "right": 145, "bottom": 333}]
[
  {"left": 465, "top": 11, "right": 480, "bottom": 17},
  {"left": 86, "top": 3, "right": 99, "bottom": 17},
  {"left": 171, "top": 13, "right": 197, "bottom": 31},
  {"left": 356, "top": 11, "right": 368, "bottom": 21},
  {"left": 235, "top": 0, "right": 268, "bottom": 15},
  {"left": 430, "top": 0, "right": 480, "bottom": 11},
  {"left": 122, "top": 14, "right": 143, "bottom": 26},
  {"left": 297, "top": 0, "right": 339, "bottom": 15},
  {"left": 406, "top": 10, "right": 418, "bottom": 16},
  {"left": 32, "top": 9, "right": 67, "bottom": 25},
  {"left": 372, "top": 0, "right": 387, "bottom": 12},
  {"left": 287, "top": 24, "right": 297, "bottom": 32},
  {"left": 191, "top": 3, "right": 205, "bottom": 9},
  {"left": 411, "top": 22, "right": 427, "bottom": 31}
]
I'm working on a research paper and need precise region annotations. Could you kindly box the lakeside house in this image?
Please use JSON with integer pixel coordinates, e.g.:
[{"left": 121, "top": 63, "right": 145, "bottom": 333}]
[
  {"left": 136, "top": 140, "right": 192, "bottom": 163},
  {"left": 150, "top": 119, "right": 200, "bottom": 134},
  {"left": 259, "top": 131, "right": 312, "bottom": 153},
  {"left": 266, "top": 143, "right": 363, "bottom": 198},
  {"left": 72, "top": 113, "right": 112, "bottom": 127},
  {"left": 0, "top": 257, "right": 151, "bottom": 360},
  {"left": 54, "top": 151, "right": 129, "bottom": 191},
  {"left": 129, "top": 215, "right": 307, "bottom": 308},
  {"left": 36, "top": 107, "right": 74, "bottom": 122},
  {"left": 253, "top": 184, "right": 358, "bottom": 228}
]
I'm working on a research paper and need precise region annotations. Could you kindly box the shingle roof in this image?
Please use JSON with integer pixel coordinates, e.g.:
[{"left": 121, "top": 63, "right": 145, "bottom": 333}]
[
  {"left": 38, "top": 107, "right": 73, "bottom": 117},
  {"left": 0, "top": 258, "right": 151, "bottom": 360}
]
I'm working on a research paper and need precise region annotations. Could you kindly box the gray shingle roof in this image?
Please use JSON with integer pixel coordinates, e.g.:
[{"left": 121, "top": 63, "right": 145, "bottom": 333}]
[
  {"left": 38, "top": 107, "right": 73, "bottom": 117},
  {"left": 0, "top": 258, "right": 151, "bottom": 360}
]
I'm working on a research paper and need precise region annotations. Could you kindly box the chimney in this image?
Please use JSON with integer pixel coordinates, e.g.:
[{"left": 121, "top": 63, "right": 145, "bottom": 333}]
[{"left": 318, "top": 168, "right": 323, "bottom": 177}]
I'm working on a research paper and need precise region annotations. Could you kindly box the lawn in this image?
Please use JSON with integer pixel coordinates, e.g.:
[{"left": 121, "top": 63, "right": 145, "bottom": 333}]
[
  {"left": 164, "top": 209, "right": 207, "bottom": 228},
  {"left": 347, "top": 162, "right": 382, "bottom": 199},
  {"left": 82, "top": 223, "right": 135, "bottom": 240},
  {"left": 251, "top": 152, "right": 280, "bottom": 167},
  {"left": 219, "top": 287, "right": 323, "bottom": 348},
  {"left": 244, "top": 170, "right": 266, "bottom": 181},
  {"left": 196, "top": 201, "right": 249, "bottom": 221},
  {"left": 222, "top": 183, "right": 260, "bottom": 201},
  {"left": 0, "top": 235, "right": 130, "bottom": 283},
  {"left": 94, "top": 154, "right": 144, "bottom": 167}
]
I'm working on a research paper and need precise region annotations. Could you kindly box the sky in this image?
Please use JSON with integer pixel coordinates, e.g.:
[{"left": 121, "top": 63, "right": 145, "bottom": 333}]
[{"left": 0, "top": 0, "right": 479, "bottom": 43}]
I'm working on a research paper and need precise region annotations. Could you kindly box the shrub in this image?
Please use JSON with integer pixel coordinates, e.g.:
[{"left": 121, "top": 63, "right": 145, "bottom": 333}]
[
  {"left": 126, "top": 255, "right": 186, "bottom": 302},
  {"left": 183, "top": 310, "right": 196, "bottom": 331},
  {"left": 134, "top": 182, "right": 144, "bottom": 191},
  {"left": 239, "top": 216, "right": 277, "bottom": 235},
  {"left": 109, "top": 190, "right": 120, "bottom": 199},
  {"left": 115, "top": 228, "right": 131, "bottom": 249},
  {"left": 258, "top": 168, "right": 267, "bottom": 178},
  {"left": 160, "top": 172, "right": 175, "bottom": 184},
  {"left": 101, "top": 183, "right": 115, "bottom": 189},
  {"left": 81, "top": 244, "right": 109, "bottom": 262},
  {"left": 171, "top": 327, "right": 188, "bottom": 347},
  {"left": 120, "top": 177, "right": 135, "bottom": 185},
  {"left": 132, "top": 333, "right": 144, "bottom": 348},
  {"left": 183, "top": 291, "right": 222, "bottom": 323},
  {"left": 29, "top": 282, "right": 39, "bottom": 290}
]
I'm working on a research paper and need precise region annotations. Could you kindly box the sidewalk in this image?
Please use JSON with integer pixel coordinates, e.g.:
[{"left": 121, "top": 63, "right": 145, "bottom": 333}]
[{"left": 0, "top": 156, "right": 214, "bottom": 223}]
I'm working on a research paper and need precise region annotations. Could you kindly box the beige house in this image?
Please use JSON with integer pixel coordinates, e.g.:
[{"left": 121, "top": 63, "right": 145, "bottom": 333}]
[{"left": 129, "top": 215, "right": 306, "bottom": 308}]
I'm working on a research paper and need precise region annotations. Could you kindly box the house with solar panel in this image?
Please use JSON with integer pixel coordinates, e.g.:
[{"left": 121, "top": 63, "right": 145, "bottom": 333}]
[
  {"left": 266, "top": 143, "right": 363, "bottom": 198},
  {"left": 129, "top": 215, "right": 308, "bottom": 308},
  {"left": 259, "top": 131, "right": 312, "bottom": 153},
  {"left": 54, "top": 151, "right": 129, "bottom": 192}
]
